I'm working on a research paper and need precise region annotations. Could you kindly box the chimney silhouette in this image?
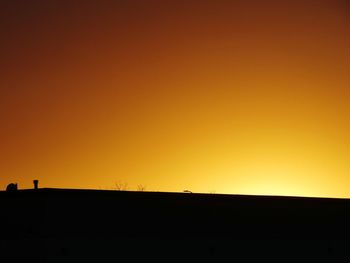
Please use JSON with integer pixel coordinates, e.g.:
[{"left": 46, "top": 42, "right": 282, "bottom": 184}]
[{"left": 33, "top": 180, "right": 39, "bottom": 190}]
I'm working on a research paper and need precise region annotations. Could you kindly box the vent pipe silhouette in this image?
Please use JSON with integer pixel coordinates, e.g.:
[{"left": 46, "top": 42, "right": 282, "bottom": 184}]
[{"left": 33, "top": 180, "right": 39, "bottom": 190}]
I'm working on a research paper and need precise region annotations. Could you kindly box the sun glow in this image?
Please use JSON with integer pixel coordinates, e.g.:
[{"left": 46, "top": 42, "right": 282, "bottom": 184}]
[{"left": 236, "top": 177, "right": 321, "bottom": 198}]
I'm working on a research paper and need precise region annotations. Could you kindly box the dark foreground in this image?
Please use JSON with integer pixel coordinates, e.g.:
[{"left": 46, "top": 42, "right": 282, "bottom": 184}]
[{"left": 1, "top": 189, "right": 350, "bottom": 262}]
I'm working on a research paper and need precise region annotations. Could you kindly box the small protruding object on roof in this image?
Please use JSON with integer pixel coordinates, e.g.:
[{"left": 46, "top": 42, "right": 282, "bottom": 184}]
[
  {"left": 33, "top": 180, "right": 39, "bottom": 190},
  {"left": 6, "top": 183, "right": 18, "bottom": 192},
  {"left": 183, "top": 190, "right": 192, "bottom": 193}
]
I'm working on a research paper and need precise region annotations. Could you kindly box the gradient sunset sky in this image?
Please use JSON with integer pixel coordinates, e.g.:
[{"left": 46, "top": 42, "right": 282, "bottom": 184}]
[{"left": 1, "top": 0, "right": 350, "bottom": 197}]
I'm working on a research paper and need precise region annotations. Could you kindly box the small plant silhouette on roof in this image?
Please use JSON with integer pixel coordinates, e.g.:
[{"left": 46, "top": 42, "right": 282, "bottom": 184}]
[
  {"left": 137, "top": 184, "right": 146, "bottom": 191},
  {"left": 113, "top": 181, "right": 128, "bottom": 191}
]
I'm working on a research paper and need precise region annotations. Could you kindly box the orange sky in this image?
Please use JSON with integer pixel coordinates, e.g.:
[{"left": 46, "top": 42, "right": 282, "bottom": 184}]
[{"left": 1, "top": 0, "right": 350, "bottom": 197}]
